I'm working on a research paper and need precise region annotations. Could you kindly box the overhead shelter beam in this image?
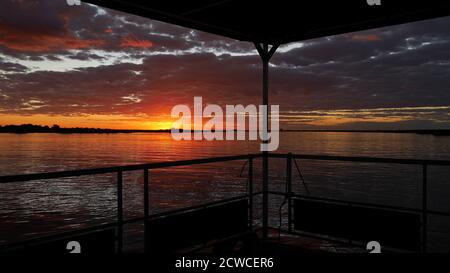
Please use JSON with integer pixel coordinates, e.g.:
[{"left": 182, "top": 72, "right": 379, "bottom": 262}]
[{"left": 86, "top": 0, "right": 450, "bottom": 45}]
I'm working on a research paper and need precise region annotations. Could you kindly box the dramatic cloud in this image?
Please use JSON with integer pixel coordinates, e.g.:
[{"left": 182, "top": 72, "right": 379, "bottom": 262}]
[
  {"left": 120, "top": 34, "right": 153, "bottom": 48},
  {"left": 350, "top": 34, "right": 382, "bottom": 42},
  {"left": 0, "top": 0, "right": 449, "bottom": 129}
]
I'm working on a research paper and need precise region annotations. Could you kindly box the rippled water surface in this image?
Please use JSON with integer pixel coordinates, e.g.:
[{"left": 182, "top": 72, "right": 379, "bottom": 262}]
[{"left": 1, "top": 132, "right": 449, "bottom": 251}]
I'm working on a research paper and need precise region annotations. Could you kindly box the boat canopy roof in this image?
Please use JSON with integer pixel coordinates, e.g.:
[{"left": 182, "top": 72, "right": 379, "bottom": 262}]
[{"left": 85, "top": 0, "right": 450, "bottom": 44}]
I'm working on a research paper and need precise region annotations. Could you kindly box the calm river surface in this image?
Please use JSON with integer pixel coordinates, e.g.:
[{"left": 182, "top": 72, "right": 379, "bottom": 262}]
[{"left": 1, "top": 132, "right": 449, "bottom": 251}]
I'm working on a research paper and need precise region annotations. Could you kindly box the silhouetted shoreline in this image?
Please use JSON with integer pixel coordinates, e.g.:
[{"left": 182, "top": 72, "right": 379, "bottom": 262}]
[
  {"left": 280, "top": 129, "right": 450, "bottom": 136},
  {"left": 0, "top": 124, "right": 170, "bottom": 134},
  {"left": 0, "top": 124, "right": 449, "bottom": 136}
]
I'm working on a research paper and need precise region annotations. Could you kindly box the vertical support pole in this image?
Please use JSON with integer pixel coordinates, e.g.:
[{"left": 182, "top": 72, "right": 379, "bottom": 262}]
[
  {"left": 262, "top": 43, "right": 269, "bottom": 240},
  {"left": 248, "top": 156, "right": 254, "bottom": 229},
  {"left": 117, "top": 171, "right": 123, "bottom": 253},
  {"left": 422, "top": 164, "right": 428, "bottom": 253},
  {"left": 286, "top": 153, "right": 293, "bottom": 232},
  {"left": 254, "top": 42, "right": 279, "bottom": 241},
  {"left": 144, "top": 169, "right": 149, "bottom": 253}
]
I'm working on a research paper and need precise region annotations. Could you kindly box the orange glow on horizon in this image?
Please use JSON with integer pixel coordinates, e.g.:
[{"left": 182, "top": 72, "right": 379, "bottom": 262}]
[
  {"left": 0, "top": 111, "right": 421, "bottom": 130},
  {"left": 0, "top": 114, "right": 175, "bottom": 130}
]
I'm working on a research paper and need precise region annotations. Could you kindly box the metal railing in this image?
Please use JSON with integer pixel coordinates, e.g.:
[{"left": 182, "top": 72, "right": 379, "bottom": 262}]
[
  {"left": 1, "top": 152, "right": 450, "bottom": 253},
  {"left": 268, "top": 153, "right": 450, "bottom": 253},
  {"left": 0, "top": 154, "right": 260, "bottom": 253}
]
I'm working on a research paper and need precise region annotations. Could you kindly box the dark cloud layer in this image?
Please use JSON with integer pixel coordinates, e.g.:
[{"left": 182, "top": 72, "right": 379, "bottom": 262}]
[{"left": 0, "top": 0, "right": 449, "bottom": 129}]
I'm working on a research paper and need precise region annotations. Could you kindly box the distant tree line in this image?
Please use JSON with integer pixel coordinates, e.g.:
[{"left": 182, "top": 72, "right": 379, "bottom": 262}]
[
  {"left": 0, "top": 124, "right": 448, "bottom": 135},
  {"left": 0, "top": 124, "right": 170, "bottom": 134}
]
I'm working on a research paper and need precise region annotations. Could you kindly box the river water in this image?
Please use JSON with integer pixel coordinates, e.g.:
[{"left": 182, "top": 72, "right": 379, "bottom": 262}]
[{"left": 1, "top": 132, "right": 449, "bottom": 251}]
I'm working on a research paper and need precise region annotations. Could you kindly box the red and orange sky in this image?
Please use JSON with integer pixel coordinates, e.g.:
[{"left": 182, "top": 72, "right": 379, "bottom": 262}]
[{"left": 0, "top": 0, "right": 449, "bottom": 130}]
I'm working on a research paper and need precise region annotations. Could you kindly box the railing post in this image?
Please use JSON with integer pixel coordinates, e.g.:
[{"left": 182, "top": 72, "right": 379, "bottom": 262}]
[
  {"left": 248, "top": 156, "right": 253, "bottom": 229},
  {"left": 422, "top": 164, "right": 428, "bottom": 253},
  {"left": 144, "top": 169, "right": 149, "bottom": 253},
  {"left": 287, "top": 153, "right": 293, "bottom": 232},
  {"left": 117, "top": 171, "right": 123, "bottom": 253}
]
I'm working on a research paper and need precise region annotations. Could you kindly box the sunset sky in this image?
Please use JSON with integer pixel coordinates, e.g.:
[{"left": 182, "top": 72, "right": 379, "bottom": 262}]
[{"left": 0, "top": 0, "right": 449, "bottom": 130}]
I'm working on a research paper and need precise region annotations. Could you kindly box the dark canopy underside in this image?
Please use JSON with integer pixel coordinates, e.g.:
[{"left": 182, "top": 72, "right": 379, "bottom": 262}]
[{"left": 85, "top": 0, "right": 450, "bottom": 44}]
